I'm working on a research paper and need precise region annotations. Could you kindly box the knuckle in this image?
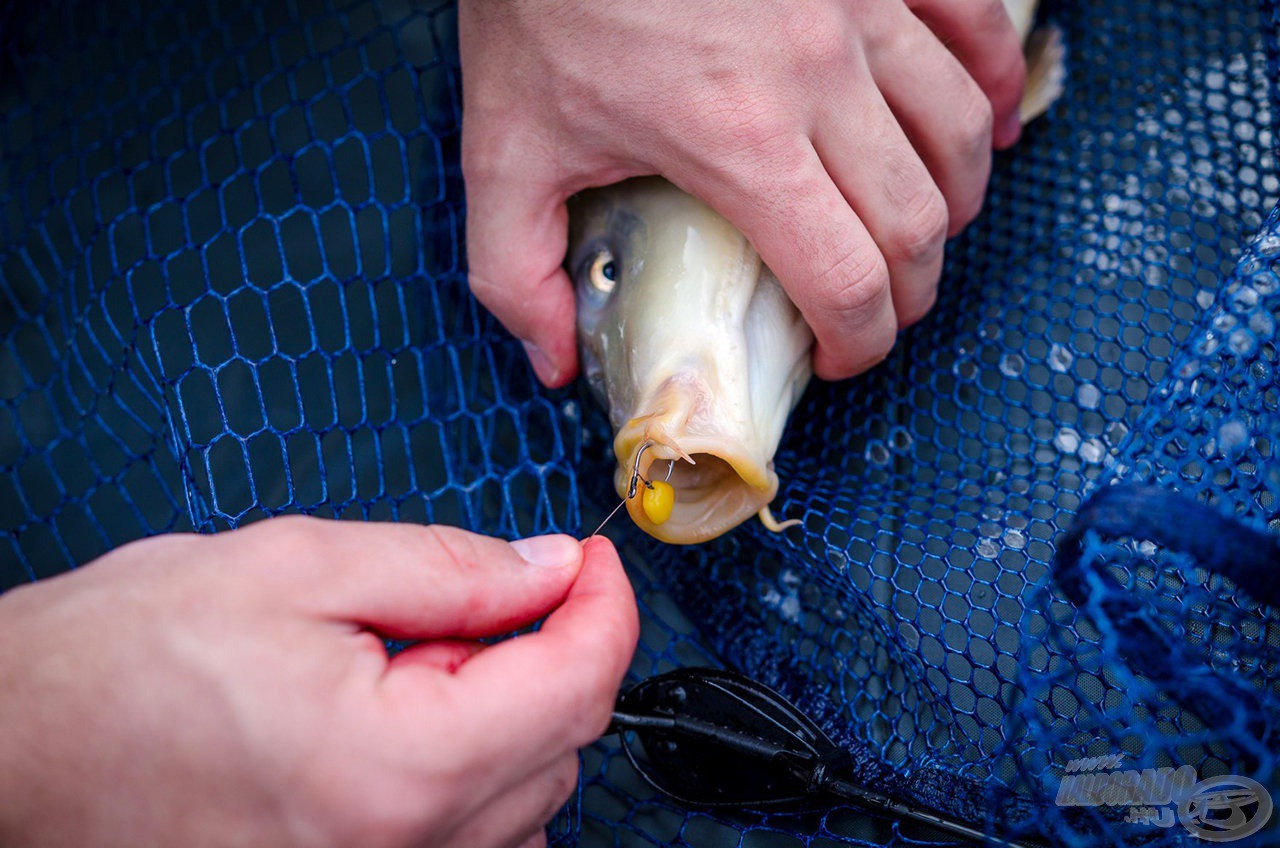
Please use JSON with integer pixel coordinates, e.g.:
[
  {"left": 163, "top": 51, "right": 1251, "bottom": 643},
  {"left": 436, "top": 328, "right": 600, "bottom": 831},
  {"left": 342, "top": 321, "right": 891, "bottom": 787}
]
[
  {"left": 460, "top": 122, "right": 525, "bottom": 185},
  {"left": 682, "top": 93, "right": 810, "bottom": 197},
  {"left": 301, "top": 759, "right": 430, "bottom": 848},
  {"left": 802, "top": 30, "right": 848, "bottom": 74},
  {"left": 465, "top": 265, "right": 499, "bottom": 301},
  {"left": 569, "top": 649, "right": 633, "bottom": 745},
  {"left": 459, "top": 138, "right": 490, "bottom": 183},
  {"left": 578, "top": 680, "right": 618, "bottom": 739},
  {"left": 783, "top": 6, "right": 852, "bottom": 76},
  {"left": 101, "top": 532, "right": 197, "bottom": 570},
  {"left": 540, "top": 755, "right": 582, "bottom": 822},
  {"left": 954, "top": 85, "right": 995, "bottom": 153},
  {"left": 248, "top": 514, "right": 328, "bottom": 562},
  {"left": 418, "top": 524, "right": 482, "bottom": 574},
  {"left": 244, "top": 515, "right": 374, "bottom": 593},
  {"left": 463, "top": 238, "right": 519, "bottom": 309},
  {"left": 756, "top": 135, "right": 816, "bottom": 190},
  {"left": 345, "top": 786, "right": 425, "bottom": 848},
  {"left": 889, "top": 187, "right": 949, "bottom": 264},
  {"left": 717, "top": 117, "right": 804, "bottom": 177},
  {"left": 819, "top": 244, "right": 891, "bottom": 321},
  {"left": 465, "top": 264, "right": 544, "bottom": 330}
]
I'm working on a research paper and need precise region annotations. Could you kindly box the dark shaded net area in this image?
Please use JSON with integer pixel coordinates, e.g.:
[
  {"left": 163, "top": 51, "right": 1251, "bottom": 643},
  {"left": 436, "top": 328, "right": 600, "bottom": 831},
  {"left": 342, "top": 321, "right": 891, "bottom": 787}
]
[{"left": 2, "top": 0, "right": 1278, "bottom": 846}]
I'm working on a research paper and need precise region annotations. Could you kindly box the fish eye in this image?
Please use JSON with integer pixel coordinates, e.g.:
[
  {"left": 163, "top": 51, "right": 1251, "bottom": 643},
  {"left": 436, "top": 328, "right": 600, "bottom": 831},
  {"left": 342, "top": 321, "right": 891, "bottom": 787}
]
[{"left": 589, "top": 251, "right": 617, "bottom": 295}]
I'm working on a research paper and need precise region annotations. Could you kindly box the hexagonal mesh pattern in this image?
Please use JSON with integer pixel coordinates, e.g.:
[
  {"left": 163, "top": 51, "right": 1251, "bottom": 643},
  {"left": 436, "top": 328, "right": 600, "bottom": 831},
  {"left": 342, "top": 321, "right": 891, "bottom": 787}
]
[{"left": 2, "top": 0, "right": 1278, "bottom": 845}]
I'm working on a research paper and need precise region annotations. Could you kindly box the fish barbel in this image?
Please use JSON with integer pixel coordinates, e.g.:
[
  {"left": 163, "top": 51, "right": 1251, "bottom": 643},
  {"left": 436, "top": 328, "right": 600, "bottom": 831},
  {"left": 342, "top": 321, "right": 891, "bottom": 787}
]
[{"left": 570, "top": 0, "right": 1063, "bottom": 544}]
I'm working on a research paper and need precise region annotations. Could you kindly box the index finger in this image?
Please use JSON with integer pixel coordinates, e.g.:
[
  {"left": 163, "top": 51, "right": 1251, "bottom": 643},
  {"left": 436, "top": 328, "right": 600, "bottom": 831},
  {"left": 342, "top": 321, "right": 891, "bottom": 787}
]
[
  {"left": 397, "top": 536, "right": 638, "bottom": 779},
  {"left": 672, "top": 142, "right": 898, "bottom": 380}
]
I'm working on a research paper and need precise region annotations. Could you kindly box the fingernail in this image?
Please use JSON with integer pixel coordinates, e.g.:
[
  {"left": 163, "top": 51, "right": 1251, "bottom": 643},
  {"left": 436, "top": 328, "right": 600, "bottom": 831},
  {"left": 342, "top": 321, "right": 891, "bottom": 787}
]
[
  {"left": 521, "top": 340, "right": 560, "bottom": 386},
  {"left": 510, "top": 534, "right": 580, "bottom": 568}
]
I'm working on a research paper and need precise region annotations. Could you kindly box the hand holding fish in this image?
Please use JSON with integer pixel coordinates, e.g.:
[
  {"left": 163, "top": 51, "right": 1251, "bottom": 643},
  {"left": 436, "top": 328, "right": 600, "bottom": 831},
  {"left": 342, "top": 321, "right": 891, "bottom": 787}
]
[
  {"left": 0, "top": 521, "right": 638, "bottom": 848},
  {"left": 460, "top": 0, "right": 1028, "bottom": 385}
]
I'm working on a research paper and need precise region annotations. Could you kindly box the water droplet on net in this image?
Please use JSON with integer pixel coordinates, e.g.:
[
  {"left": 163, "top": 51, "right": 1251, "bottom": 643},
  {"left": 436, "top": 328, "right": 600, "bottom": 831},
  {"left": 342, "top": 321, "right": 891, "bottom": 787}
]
[
  {"left": 1194, "top": 332, "right": 1221, "bottom": 356},
  {"left": 1078, "top": 384, "right": 1102, "bottom": 409},
  {"left": 1003, "top": 528, "right": 1026, "bottom": 550},
  {"left": 1230, "top": 286, "right": 1260, "bottom": 311},
  {"left": 1079, "top": 439, "right": 1106, "bottom": 464},
  {"left": 1048, "top": 343, "right": 1074, "bottom": 373},
  {"left": 890, "top": 427, "right": 914, "bottom": 451},
  {"left": 1218, "top": 419, "right": 1250, "bottom": 454},
  {"left": 1054, "top": 427, "right": 1081, "bottom": 453},
  {"left": 1228, "top": 329, "right": 1256, "bottom": 355},
  {"left": 1249, "top": 312, "right": 1275, "bottom": 336},
  {"left": 822, "top": 597, "right": 848, "bottom": 623},
  {"left": 758, "top": 578, "right": 801, "bottom": 623},
  {"left": 865, "top": 441, "right": 891, "bottom": 465},
  {"left": 1196, "top": 290, "right": 1216, "bottom": 309},
  {"left": 1000, "top": 353, "right": 1025, "bottom": 378},
  {"left": 976, "top": 538, "right": 1000, "bottom": 559},
  {"left": 1212, "top": 312, "right": 1238, "bottom": 333},
  {"left": 779, "top": 595, "right": 801, "bottom": 623}
]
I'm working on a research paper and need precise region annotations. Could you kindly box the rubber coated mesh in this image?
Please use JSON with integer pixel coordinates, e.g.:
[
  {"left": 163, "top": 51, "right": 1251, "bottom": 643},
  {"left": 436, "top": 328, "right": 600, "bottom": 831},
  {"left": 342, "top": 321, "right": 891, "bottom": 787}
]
[{"left": 2, "top": 0, "right": 1278, "bottom": 846}]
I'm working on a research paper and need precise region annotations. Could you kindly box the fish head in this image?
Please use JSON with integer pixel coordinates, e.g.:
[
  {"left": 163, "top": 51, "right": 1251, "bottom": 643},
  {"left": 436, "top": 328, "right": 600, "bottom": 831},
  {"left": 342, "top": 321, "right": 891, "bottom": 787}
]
[{"left": 568, "top": 177, "right": 812, "bottom": 543}]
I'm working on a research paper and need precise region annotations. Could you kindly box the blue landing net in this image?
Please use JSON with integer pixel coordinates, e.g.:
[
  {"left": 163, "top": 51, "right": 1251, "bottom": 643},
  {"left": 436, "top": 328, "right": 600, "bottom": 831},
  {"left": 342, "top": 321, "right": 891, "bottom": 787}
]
[{"left": 2, "top": 0, "right": 1278, "bottom": 845}]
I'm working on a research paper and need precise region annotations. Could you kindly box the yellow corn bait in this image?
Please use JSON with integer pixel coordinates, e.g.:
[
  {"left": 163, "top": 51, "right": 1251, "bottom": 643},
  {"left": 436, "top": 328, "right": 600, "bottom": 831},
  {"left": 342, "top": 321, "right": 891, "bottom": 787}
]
[{"left": 641, "top": 480, "right": 675, "bottom": 525}]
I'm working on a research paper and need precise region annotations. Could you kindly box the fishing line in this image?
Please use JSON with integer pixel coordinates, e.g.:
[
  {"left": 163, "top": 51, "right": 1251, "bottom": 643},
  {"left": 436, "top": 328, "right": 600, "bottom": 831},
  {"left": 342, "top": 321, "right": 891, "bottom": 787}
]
[{"left": 586, "top": 442, "right": 674, "bottom": 538}]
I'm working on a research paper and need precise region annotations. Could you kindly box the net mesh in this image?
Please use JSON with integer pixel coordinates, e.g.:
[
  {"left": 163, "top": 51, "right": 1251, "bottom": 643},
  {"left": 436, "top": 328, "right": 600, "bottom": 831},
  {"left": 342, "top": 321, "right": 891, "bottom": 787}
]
[{"left": 2, "top": 0, "right": 1278, "bottom": 845}]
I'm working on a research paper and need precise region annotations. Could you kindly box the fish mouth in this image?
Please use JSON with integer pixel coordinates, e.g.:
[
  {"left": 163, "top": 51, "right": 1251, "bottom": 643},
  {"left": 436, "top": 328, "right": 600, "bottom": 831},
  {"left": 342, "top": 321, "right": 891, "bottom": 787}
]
[{"left": 612, "top": 378, "right": 777, "bottom": 544}]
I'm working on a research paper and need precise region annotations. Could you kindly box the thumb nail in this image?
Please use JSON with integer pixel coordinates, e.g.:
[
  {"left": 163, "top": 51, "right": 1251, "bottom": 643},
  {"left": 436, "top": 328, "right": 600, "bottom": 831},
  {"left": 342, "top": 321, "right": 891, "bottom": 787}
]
[{"left": 510, "top": 534, "right": 581, "bottom": 569}]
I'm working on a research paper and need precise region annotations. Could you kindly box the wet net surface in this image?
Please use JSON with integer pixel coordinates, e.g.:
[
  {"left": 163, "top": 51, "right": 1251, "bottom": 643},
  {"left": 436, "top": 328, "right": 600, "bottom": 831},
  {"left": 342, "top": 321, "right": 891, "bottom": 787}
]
[{"left": 2, "top": 0, "right": 1279, "bottom": 845}]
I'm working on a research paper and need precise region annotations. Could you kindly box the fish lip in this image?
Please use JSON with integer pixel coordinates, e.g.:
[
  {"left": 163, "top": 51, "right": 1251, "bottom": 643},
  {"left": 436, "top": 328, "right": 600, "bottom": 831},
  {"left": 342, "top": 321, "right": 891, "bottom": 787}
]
[{"left": 613, "top": 429, "right": 777, "bottom": 545}]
